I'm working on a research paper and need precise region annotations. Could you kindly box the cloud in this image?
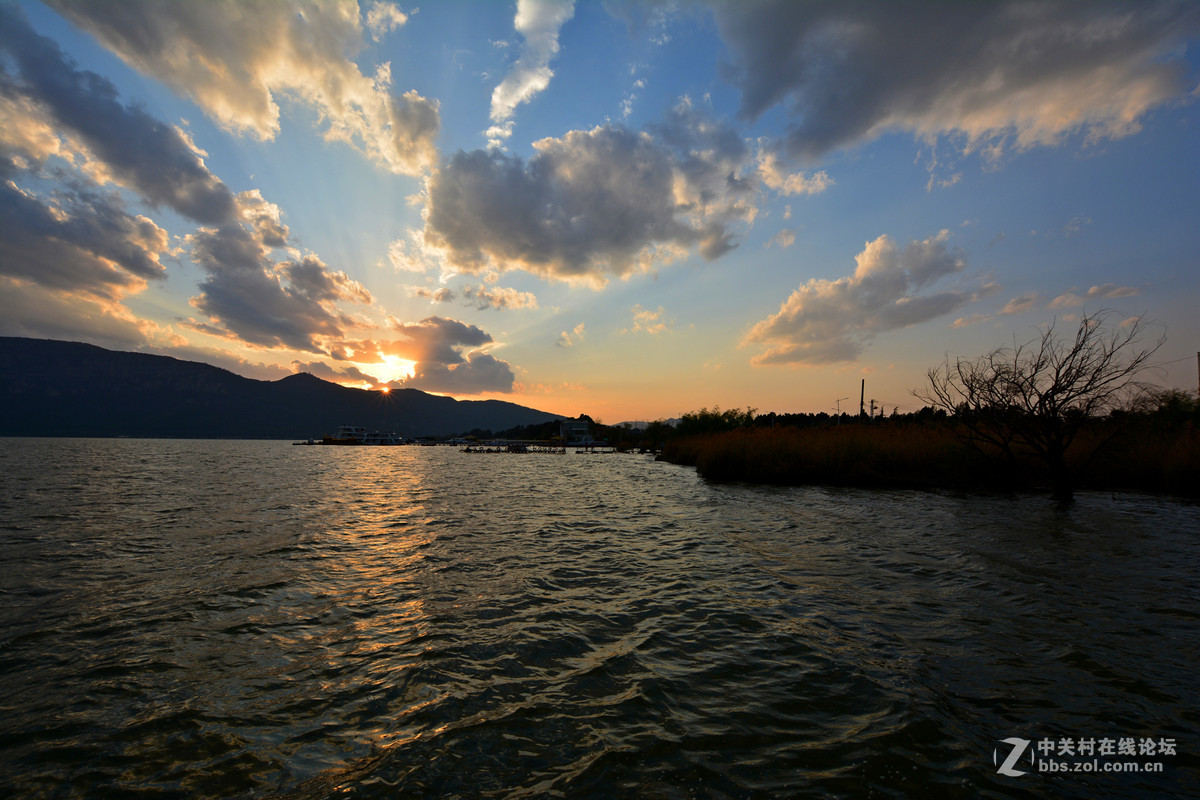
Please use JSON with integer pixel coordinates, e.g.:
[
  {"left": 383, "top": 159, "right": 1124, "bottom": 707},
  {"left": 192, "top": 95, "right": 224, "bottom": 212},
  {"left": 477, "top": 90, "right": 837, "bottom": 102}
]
[
  {"left": 1000, "top": 293, "right": 1042, "bottom": 315},
  {"left": 712, "top": 1, "right": 1200, "bottom": 161},
  {"left": 1049, "top": 282, "right": 1141, "bottom": 309},
  {"left": 625, "top": 305, "right": 671, "bottom": 335},
  {"left": 401, "top": 351, "right": 516, "bottom": 394},
  {"left": 409, "top": 285, "right": 457, "bottom": 304},
  {"left": 767, "top": 229, "right": 796, "bottom": 249},
  {"left": 0, "top": 5, "right": 237, "bottom": 223},
  {"left": 46, "top": 0, "right": 440, "bottom": 176},
  {"left": 1062, "top": 215, "right": 1093, "bottom": 237},
  {"left": 415, "top": 108, "right": 759, "bottom": 284},
  {"left": 384, "top": 316, "right": 494, "bottom": 364},
  {"left": 0, "top": 9, "right": 383, "bottom": 356},
  {"left": 744, "top": 230, "right": 977, "bottom": 365},
  {"left": 292, "top": 359, "right": 379, "bottom": 385},
  {"left": 411, "top": 283, "right": 539, "bottom": 310},
  {"left": 557, "top": 322, "right": 586, "bottom": 347},
  {"left": 356, "top": 316, "right": 517, "bottom": 394},
  {"left": 365, "top": 2, "right": 410, "bottom": 41},
  {"left": 757, "top": 149, "right": 833, "bottom": 195},
  {"left": 0, "top": 276, "right": 157, "bottom": 350},
  {"left": 0, "top": 174, "right": 168, "bottom": 299},
  {"left": 950, "top": 313, "right": 993, "bottom": 329},
  {"left": 488, "top": 0, "right": 576, "bottom": 146},
  {"left": 186, "top": 192, "right": 373, "bottom": 353}
]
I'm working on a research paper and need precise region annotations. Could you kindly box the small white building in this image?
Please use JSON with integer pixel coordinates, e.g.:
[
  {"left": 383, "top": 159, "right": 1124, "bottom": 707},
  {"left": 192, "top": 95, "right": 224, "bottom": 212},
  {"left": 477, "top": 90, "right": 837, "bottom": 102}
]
[{"left": 560, "top": 419, "right": 592, "bottom": 446}]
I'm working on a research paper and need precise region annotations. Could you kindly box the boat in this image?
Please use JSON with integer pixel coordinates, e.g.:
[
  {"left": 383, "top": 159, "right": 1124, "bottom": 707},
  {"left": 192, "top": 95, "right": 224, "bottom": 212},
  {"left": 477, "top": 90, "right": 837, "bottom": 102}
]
[{"left": 293, "top": 425, "right": 405, "bottom": 445}]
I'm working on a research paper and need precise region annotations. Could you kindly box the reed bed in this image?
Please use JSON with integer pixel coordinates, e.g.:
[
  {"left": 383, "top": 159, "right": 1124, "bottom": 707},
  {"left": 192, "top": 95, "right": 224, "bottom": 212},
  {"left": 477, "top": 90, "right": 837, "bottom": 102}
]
[{"left": 662, "top": 420, "right": 1200, "bottom": 497}]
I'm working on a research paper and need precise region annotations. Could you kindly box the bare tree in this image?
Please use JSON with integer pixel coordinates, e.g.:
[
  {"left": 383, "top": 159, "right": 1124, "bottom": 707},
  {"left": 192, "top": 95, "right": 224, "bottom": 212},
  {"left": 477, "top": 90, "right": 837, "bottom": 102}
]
[{"left": 917, "top": 310, "right": 1165, "bottom": 501}]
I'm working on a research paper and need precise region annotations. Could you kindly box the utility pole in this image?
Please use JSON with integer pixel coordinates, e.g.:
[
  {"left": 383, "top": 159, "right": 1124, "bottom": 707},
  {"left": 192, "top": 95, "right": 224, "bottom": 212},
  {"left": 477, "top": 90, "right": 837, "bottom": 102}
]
[{"left": 860, "top": 379, "right": 865, "bottom": 417}]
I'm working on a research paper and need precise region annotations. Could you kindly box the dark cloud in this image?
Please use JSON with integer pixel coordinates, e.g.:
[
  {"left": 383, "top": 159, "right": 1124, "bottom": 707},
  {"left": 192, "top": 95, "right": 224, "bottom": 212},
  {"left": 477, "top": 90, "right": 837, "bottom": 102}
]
[
  {"left": 283, "top": 256, "right": 373, "bottom": 306},
  {"left": 424, "top": 128, "right": 685, "bottom": 280},
  {"left": 0, "top": 11, "right": 379, "bottom": 357},
  {"left": 0, "top": 176, "right": 167, "bottom": 297},
  {"left": 190, "top": 264, "right": 348, "bottom": 354},
  {"left": 187, "top": 211, "right": 373, "bottom": 354},
  {"left": 419, "top": 113, "right": 758, "bottom": 282},
  {"left": 385, "top": 316, "right": 494, "bottom": 365},
  {"left": 712, "top": 0, "right": 1200, "bottom": 161},
  {"left": 400, "top": 351, "right": 515, "bottom": 395},
  {"left": 409, "top": 283, "right": 538, "bottom": 310},
  {"left": 292, "top": 360, "right": 379, "bottom": 385},
  {"left": 345, "top": 316, "right": 519, "bottom": 394},
  {"left": 0, "top": 4, "right": 236, "bottom": 224},
  {"left": 0, "top": 9, "right": 376, "bottom": 358}
]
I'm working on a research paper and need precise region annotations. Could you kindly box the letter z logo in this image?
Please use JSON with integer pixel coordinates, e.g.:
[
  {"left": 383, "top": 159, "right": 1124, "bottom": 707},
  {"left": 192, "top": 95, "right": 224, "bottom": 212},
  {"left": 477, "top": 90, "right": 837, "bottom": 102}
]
[{"left": 995, "top": 737, "right": 1033, "bottom": 777}]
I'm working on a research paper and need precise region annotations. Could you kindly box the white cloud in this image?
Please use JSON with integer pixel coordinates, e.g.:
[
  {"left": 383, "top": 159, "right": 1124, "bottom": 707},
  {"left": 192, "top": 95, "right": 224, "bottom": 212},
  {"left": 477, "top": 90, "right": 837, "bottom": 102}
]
[
  {"left": 1049, "top": 283, "right": 1141, "bottom": 309},
  {"left": 757, "top": 149, "right": 833, "bottom": 196},
  {"left": 767, "top": 229, "right": 796, "bottom": 249},
  {"left": 0, "top": 6, "right": 237, "bottom": 224},
  {"left": 625, "top": 305, "right": 671, "bottom": 335},
  {"left": 488, "top": 0, "right": 576, "bottom": 146},
  {"left": 950, "top": 313, "right": 993, "bottom": 329},
  {"left": 365, "top": 2, "right": 409, "bottom": 41},
  {"left": 1062, "top": 215, "right": 1093, "bottom": 237},
  {"left": 47, "top": 0, "right": 440, "bottom": 176},
  {"left": 557, "top": 322, "right": 586, "bottom": 347},
  {"left": 744, "top": 230, "right": 979, "bottom": 365},
  {"left": 1000, "top": 293, "right": 1041, "bottom": 315}
]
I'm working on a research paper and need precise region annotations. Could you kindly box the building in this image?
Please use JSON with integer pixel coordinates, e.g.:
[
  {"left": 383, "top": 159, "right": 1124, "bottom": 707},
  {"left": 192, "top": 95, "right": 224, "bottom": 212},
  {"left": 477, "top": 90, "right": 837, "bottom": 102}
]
[{"left": 559, "top": 419, "right": 592, "bottom": 446}]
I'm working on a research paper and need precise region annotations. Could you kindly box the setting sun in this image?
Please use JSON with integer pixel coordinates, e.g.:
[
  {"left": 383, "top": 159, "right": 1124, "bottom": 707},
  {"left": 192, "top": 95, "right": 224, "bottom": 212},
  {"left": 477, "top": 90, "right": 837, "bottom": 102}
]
[{"left": 373, "top": 355, "right": 417, "bottom": 385}]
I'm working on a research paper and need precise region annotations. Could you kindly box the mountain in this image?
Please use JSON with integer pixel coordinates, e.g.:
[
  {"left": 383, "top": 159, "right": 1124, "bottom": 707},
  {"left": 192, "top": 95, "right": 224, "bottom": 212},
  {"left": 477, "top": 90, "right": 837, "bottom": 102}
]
[{"left": 0, "top": 337, "right": 563, "bottom": 438}]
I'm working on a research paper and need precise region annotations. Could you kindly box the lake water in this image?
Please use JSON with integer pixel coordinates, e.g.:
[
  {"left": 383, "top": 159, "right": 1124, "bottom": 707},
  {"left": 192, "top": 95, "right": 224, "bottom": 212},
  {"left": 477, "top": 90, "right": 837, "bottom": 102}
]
[{"left": 0, "top": 438, "right": 1197, "bottom": 799}]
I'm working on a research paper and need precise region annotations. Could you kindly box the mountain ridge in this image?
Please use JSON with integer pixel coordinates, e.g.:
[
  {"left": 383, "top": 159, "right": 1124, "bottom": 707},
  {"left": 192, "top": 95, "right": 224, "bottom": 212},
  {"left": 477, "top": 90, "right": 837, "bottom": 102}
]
[{"left": 0, "top": 337, "right": 564, "bottom": 438}]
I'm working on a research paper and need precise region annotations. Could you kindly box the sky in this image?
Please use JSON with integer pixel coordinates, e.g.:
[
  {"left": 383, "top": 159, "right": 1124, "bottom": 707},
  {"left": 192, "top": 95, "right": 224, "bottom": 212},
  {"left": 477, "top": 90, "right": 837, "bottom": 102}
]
[{"left": 2, "top": 0, "right": 1198, "bottom": 424}]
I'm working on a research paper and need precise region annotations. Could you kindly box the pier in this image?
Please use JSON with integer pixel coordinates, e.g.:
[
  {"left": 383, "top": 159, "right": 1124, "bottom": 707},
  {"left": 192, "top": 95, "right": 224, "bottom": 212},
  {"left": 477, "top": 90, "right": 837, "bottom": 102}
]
[{"left": 460, "top": 439, "right": 619, "bottom": 454}]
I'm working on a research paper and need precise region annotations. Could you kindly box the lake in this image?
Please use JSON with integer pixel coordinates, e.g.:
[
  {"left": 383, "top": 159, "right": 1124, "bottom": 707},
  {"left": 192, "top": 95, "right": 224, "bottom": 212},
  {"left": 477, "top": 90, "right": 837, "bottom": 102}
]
[{"left": 0, "top": 438, "right": 1197, "bottom": 798}]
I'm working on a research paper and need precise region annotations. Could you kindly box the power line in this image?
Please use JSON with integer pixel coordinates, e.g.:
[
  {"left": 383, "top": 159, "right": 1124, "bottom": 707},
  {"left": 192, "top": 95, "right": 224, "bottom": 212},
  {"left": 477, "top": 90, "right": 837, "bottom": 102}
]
[{"left": 1154, "top": 355, "right": 1198, "bottom": 367}]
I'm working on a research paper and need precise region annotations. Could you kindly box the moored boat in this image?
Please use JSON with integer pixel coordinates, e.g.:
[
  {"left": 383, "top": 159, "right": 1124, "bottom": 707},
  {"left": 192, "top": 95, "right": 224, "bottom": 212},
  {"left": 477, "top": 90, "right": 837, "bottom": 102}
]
[{"left": 292, "top": 425, "right": 405, "bottom": 445}]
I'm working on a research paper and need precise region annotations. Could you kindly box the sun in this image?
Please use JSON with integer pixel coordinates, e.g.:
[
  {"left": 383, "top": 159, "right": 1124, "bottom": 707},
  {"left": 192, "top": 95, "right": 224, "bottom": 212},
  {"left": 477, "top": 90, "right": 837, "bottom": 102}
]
[{"left": 372, "top": 355, "right": 417, "bottom": 385}]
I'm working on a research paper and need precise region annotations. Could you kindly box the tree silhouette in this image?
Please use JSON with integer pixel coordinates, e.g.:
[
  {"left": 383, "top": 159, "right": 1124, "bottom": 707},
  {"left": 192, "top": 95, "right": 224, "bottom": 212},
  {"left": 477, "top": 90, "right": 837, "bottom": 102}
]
[{"left": 917, "top": 310, "right": 1165, "bottom": 501}]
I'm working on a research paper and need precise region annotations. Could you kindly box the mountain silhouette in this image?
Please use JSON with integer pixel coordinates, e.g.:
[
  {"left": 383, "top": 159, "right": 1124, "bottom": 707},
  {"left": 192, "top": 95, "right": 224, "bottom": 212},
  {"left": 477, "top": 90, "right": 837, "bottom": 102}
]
[{"left": 0, "top": 337, "right": 562, "bottom": 438}]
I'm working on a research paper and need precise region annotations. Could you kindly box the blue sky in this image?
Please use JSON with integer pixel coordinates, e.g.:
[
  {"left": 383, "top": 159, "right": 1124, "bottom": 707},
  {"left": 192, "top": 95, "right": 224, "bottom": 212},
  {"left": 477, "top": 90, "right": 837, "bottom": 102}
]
[{"left": 2, "top": 1, "right": 1198, "bottom": 422}]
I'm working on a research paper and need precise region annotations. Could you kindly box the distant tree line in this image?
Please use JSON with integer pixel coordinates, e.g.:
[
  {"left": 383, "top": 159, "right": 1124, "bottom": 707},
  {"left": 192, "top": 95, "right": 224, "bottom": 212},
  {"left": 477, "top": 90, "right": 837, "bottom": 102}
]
[
  {"left": 453, "top": 312, "right": 1197, "bottom": 498},
  {"left": 658, "top": 312, "right": 1197, "bottom": 500}
]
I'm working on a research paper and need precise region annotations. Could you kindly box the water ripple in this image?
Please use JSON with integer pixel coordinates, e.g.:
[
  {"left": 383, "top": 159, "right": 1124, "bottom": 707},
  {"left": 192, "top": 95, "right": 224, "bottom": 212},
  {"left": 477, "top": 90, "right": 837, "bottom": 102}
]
[{"left": 0, "top": 439, "right": 1197, "bottom": 798}]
